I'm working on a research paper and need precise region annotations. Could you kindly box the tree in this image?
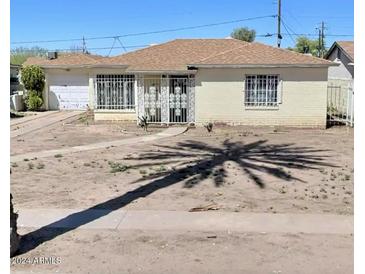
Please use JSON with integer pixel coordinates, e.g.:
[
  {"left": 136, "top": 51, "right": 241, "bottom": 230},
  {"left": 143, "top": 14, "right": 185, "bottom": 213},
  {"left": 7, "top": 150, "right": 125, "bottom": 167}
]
[
  {"left": 20, "top": 65, "right": 45, "bottom": 111},
  {"left": 10, "top": 193, "right": 20, "bottom": 257},
  {"left": 231, "top": 27, "right": 256, "bottom": 42},
  {"left": 290, "top": 36, "right": 319, "bottom": 56},
  {"left": 10, "top": 46, "right": 48, "bottom": 65}
]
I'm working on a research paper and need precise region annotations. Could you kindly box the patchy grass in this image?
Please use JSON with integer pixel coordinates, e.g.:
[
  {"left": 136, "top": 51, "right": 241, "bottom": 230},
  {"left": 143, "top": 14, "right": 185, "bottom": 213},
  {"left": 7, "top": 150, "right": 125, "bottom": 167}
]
[
  {"left": 139, "top": 170, "right": 147, "bottom": 175},
  {"left": 36, "top": 163, "right": 45, "bottom": 169},
  {"left": 108, "top": 161, "right": 129, "bottom": 173},
  {"left": 27, "top": 163, "right": 34, "bottom": 170},
  {"left": 155, "top": 165, "right": 167, "bottom": 172}
]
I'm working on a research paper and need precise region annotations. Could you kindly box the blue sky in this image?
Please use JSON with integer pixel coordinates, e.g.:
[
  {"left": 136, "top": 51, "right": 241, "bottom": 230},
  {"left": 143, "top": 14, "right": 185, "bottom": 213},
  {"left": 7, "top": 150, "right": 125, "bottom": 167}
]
[{"left": 10, "top": 0, "right": 354, "bottom": 56}]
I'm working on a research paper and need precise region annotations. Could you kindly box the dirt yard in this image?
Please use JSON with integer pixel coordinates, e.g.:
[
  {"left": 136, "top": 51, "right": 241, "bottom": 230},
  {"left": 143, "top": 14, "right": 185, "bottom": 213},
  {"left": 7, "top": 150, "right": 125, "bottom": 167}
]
[
  {"left": 11, "top": 112, "right": 163, "bottom": 155},
  {"left": 11, "top": 229, "right": 353, "bottom": 274},
  {"left": 11, "top": 124, "right": 354, "bottom": 215}
]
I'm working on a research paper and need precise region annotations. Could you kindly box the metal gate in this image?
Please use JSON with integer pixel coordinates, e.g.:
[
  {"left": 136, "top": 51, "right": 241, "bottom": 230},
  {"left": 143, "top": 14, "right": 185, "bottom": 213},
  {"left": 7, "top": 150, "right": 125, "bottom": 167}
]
[
  {"left": 169, "top": 77, "right": 188, "bottom": 123},
  {"left": 138, "top": 76, "right": 195, "bottom": 124},
  {"left": 144, "top": 78, "right": 162, "bottom": 123},
  {"left": 327, "top": 83, "right": 354, "bottom": 126}
]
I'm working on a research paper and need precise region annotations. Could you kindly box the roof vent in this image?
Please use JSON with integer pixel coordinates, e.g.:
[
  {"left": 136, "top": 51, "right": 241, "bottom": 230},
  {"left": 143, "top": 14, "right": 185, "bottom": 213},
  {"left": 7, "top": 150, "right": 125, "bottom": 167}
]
[{"left": 47, "top": 51, "right": 58, "bottom": 60}]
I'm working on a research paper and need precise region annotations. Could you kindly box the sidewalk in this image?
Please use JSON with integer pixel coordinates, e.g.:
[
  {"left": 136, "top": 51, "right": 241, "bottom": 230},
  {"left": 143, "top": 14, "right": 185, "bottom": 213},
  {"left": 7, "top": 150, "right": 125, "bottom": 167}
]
[
  {"left": 10, "top": 126, "right": 187, "bottom": 162},
  {"left": 17, "top": 208, "right": 353, "bottom": 235}
]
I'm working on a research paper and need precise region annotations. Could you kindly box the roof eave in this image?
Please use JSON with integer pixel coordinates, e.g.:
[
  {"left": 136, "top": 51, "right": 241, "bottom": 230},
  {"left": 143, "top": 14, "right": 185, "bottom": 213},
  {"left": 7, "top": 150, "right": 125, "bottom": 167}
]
[
  {"left": 324, "top": 42, "right": 354, "bottom": 62},
  {"left": 40, "top": 64, "right": 129, "bottom": 69},
  {"left": 188, "top": 63, "right": 338, "bottom": 68},
  {"left": 125, "top": 69, "right": 197, "bottom": 74}
]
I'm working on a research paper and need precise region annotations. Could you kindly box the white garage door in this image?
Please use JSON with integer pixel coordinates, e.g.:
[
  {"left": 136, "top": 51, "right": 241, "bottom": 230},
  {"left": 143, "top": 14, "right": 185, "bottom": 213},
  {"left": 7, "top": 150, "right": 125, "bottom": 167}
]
[
  {"left": 48, "top": 73, "right": 89, "bottom": 110},
  {"left": 49, "top": 86, "right": 89, "bottom": 110}
]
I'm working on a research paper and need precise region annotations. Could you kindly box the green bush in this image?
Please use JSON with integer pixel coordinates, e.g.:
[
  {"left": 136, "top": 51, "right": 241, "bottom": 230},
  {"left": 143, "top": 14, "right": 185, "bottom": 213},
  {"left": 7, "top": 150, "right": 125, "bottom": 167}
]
[
  {"left": 20, "top": 65, "right": 45, "bottom": 95},
  {"left": 26, "top": 91, "right": 43, "bottom": 111}
]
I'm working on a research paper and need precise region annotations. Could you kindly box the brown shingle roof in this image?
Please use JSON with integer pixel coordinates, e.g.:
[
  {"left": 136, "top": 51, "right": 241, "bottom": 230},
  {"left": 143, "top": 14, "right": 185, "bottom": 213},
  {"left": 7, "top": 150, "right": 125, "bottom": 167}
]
[
  {"left": 108, "top": 39, "right": 334, "bottom": 70},
  {"left": 25, "top": 39, "right": 335, "bottom": 70},
  {"left": 191, "top": 41, "right": 333, "bottom": 66},
  {"left": 106, "top": 39, "right": 251, "bottom": 71},
  {"left": 336, "top": 41, "right": 354, "bottom": 61},
  {"left": 23, "top": 53, "right": 109, "bottom": 67}
]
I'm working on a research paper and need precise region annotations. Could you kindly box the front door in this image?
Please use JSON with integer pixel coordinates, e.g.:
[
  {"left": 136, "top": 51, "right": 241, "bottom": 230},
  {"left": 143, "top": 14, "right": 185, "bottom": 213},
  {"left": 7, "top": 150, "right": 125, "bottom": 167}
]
[
  {"left": 144, "top": 78, "right": 162, "bottom": 123},
  {"left": 169, "top": 77, "right": 188, "bottom": 123}
]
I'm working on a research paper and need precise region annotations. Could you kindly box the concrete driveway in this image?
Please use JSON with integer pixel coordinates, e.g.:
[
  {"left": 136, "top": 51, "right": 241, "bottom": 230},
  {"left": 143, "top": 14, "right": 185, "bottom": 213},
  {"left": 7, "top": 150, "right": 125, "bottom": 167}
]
[{"left": 11, "top": 111, "right": 83, "bottom": 138}]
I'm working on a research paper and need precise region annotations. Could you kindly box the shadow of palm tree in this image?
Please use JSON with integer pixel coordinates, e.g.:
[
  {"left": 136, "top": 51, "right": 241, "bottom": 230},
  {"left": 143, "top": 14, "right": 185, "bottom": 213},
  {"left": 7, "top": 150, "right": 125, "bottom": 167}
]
[
  {"left": 16, "top": 139, "right": 335, "bottom": 256},
  {"left": 127, "top": 139, "right": 334, "bottom": 188}
]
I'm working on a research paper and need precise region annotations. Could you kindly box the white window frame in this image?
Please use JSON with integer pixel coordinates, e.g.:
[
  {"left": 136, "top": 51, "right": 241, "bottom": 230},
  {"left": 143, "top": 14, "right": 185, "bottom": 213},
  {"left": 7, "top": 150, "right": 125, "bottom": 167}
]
[{"left": 244, "top": 74, "right": 281, "bottom": 109}]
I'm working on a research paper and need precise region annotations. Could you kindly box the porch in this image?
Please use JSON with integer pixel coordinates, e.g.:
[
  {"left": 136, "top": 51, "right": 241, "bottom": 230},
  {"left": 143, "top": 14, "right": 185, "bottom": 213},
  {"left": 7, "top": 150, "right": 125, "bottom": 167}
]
[{"left": 93, "top": 74, "right": 195, "bottom": 124}]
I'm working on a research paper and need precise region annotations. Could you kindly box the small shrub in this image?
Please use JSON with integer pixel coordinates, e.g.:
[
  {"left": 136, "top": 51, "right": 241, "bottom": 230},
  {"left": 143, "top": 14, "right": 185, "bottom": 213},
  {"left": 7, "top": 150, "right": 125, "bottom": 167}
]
[
  {"left": 10, "top": 163, "right": 18, "bottom": 168},
  {"left": 23, "top": 158, "right": 29, "bottom": 162},
  {"left": 54, "top": 154, "right": 63, "bottom": 158},
  {"left": 20, "top": 65, "right": 45, "bottom": 94},
  {"left": 155, "top": 165, "right": 167, "bottom": 172},
  {"left": 138, "top": 116, "right": 149, "bottom": 131},
  {"left": 27, "top": 163, "right": 34, "bottom": 170},
  {"left": 26, "top": 91, "right": 43, "bottom": 111},
  {"left": 108, "top": 161, "right": 129, "bottom": 173},
  {"left": 139, "top": 169, "right": 147, "bottom": 175},
  {"left": 204, "top": 122, "right": 213, "bottom": 132},
  {"left": 36, "top": 163, "right": 45, "bottom": 169}
]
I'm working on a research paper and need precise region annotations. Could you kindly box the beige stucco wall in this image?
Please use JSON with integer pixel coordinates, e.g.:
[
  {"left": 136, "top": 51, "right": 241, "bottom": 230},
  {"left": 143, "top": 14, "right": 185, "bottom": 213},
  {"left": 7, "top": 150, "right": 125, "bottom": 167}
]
[{"left": 194, "top": 67, "right": 328, "bottom": 128}]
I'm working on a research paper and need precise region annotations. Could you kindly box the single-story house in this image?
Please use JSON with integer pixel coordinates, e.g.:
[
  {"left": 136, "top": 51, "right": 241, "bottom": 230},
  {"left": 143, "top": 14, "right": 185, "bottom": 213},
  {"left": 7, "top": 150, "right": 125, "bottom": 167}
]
[
  {"left": 24, "top": 38, "right": 336, "bottom": 127},
  {"left": 10, "top": 64, "right": 21, "bottom": 95},
  {"left": 325, "top": 41, "right": 354, "bottom": 88}
]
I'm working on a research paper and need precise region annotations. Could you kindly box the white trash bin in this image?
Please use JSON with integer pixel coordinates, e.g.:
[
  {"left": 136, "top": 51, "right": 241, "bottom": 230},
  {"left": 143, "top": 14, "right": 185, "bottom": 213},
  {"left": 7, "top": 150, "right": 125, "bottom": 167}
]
[{"left": 10, "top": 94, "right": 24, "bottom": 111}]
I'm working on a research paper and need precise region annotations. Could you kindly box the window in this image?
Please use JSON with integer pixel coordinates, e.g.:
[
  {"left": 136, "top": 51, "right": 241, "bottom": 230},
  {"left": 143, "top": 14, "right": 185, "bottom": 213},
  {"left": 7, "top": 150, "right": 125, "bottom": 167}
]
[
  {"left": 96, "top": 75, "right": 135, "bottom": 110},
  {"left": 245, "top": 75, "right": 279, "bottom": 107}
]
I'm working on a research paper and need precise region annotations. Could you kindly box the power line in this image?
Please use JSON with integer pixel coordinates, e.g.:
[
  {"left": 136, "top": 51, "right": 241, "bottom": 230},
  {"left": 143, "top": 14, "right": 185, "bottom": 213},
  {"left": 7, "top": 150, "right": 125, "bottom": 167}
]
[
  {"left": 281, "top": 33, "right": 353, "bottom": 37},
  {"left": 116, "top": 37, "right": 127, "bottom": 53},
  {"left": 11, "top": 15, "right": 276, "bottom": 45},
  {"left": 280, "top": 17, "right": 296, "bottom": 44},
  {"left": 107, "top": 38, "right": 117, "bottom": 56},
  {"left": 10, "top": 44, "right": 150, "bottom": 53}
]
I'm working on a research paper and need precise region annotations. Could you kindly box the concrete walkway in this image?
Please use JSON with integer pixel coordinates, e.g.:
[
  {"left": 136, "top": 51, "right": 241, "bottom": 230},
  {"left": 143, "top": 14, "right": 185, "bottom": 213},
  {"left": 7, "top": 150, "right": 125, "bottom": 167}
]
[
  {"left": 11, "top": 127, "right": 187, "bottom": 162},
  {"left": 11, "top": 111, "right": 83, "bottom": 138},
  {"left": 17, "top": 208, "right": 353, "bottom": 235}
]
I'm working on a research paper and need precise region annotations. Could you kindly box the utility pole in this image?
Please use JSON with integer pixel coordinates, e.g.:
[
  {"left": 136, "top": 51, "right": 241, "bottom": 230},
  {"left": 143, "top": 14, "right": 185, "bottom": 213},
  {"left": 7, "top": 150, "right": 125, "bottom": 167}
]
[
  {"left": 82, "top": 36, "right": 86, "bottom": 54},
  {"left": 277, "top": 0, "right": 282, "bottom": 47},
  {"left": 316, "top": 22, "right": 326, "bottom": 58},
  {"left": 320, "top": 21, "right": 325, "bottom": 58},
  {"left": 317, "top": 27, "right": 321, "bottom": 58}
]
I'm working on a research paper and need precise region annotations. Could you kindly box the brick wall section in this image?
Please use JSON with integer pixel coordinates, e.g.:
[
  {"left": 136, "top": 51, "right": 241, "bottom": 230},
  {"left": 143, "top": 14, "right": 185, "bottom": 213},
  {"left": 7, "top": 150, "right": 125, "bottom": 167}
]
[{"left": 195, "top": 67, "right": 328, "bottom": 128}]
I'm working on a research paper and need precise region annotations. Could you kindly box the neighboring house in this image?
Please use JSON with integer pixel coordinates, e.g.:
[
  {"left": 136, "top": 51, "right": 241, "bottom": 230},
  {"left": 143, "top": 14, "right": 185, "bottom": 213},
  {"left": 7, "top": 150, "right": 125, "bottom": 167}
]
[
  {"left": 10, "top": 64, "right": 20, "bottom": 95},
  {"left": 24, "top": 39, "right": 336, "bottom": 127},
  {"left": 325, "top": 41, "right": 354, "bottom": 87}
]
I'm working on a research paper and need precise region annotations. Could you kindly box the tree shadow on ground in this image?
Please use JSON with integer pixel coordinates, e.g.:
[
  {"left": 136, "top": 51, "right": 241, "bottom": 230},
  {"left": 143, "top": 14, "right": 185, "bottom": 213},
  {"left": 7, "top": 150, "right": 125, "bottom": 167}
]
[
  {"left": 16, "top": 139, "right": 335, "bottom": 256},
  {"left": 127, "top": 139, "right": 334, "bottom": 189}
]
